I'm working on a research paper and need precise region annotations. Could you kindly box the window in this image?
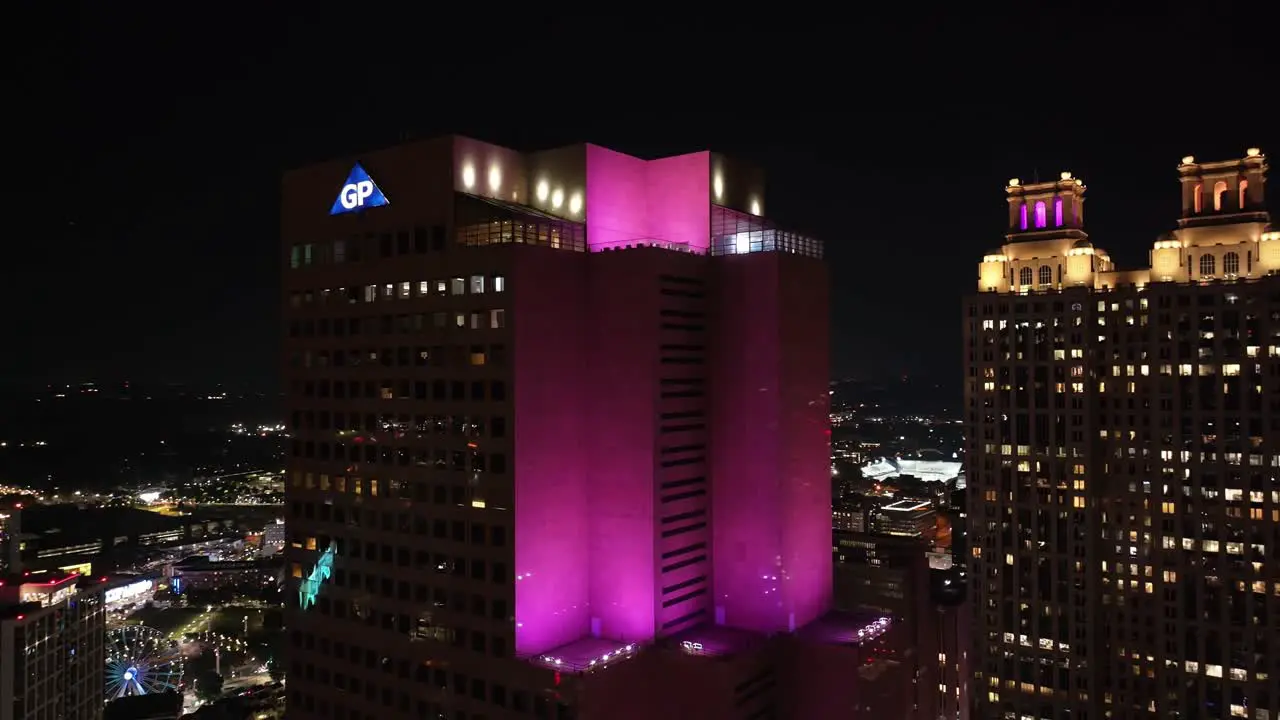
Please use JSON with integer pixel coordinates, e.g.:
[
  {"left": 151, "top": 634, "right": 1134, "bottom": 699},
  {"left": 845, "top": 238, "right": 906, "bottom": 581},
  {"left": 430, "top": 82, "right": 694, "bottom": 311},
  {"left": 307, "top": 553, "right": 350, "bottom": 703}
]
[
  {"left": 1019, "top": 267, "right": 1033, "bottom": 286},
  {"left": 1239, "top": 179, "right": 1248, "bottom": 209},
  {"left": 1054, "top": 197, "right": 1063, "bottom": 227},
  {"left": 1223, "top": 252, "right": 1240, "bottom": 276},
  {"left": 1193, "top": 183, "right": 1203, "bottom": 213},
  {"left": 470, "top": 275, "right": 485, "bottom": 294},
  {"left": 1019, "top": 204, "right": 1028, "bottom": 231},
  {"left": 1033, "top": 201, "right": 1047, "bottom": 229},
  {"left": 1038, "top": 266, "right": 1052, "bottom": 286},
  {"left": 1213, "top": 181, "right": 1228, "bottom": 211},
  {"left": 489, "top": 309, "right": 506, "bottom": 329},
  {"left": 1199, "top": 254, "right": 1216, "bottom": 276},
  {"left": 492, "top": 275, "right": 506, "bottom": 292},
  {"left": 450, "top": 277, "right": 466, "bottom": 295}
]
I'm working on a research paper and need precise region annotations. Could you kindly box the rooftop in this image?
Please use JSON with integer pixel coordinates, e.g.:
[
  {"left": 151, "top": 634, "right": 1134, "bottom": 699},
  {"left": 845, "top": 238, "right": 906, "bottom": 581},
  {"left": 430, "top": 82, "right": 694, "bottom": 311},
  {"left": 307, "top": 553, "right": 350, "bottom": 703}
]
[
  {"left": 1, "top": 570, "right": 101, "bottom": 618},
  {"left": 528, "top": 636, "right": 641, "bottom": 674},
  {"left": 880, "top": 499, "right": 933, "bottom": 513},
  {"left": 661, "top": 622, "right": 768, "bottom": 659},
  {"left": 795, "top": 610, "right": 894, "bottom": 648}
]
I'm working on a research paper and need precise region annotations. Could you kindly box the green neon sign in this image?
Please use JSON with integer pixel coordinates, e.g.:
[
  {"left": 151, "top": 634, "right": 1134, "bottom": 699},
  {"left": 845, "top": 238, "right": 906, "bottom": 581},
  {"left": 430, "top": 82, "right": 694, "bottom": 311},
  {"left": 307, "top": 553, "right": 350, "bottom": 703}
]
[{"left": 299, "top": 543, "right": 335, "bottom": 610}]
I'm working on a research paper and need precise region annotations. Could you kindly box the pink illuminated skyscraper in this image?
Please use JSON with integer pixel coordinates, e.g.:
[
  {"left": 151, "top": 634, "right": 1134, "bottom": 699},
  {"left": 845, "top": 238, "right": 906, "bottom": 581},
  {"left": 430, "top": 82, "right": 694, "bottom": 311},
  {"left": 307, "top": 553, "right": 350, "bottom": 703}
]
[{"left": 282, "top": 136, "right": 832, "bottom": 719}]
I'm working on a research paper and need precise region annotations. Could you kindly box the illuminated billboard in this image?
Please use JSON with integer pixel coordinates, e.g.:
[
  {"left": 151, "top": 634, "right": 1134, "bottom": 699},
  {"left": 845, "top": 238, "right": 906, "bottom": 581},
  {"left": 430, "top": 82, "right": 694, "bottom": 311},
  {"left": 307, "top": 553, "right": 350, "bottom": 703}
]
[{"left": 329, "top": 163, "right": 389, "bottom": 215}]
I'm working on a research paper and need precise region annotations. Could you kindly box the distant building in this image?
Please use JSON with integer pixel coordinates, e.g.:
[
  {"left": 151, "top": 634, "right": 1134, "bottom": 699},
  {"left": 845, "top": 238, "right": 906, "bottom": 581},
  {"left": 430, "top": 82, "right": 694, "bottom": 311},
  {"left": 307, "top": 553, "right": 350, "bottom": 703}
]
[
  {"left": 259, "top": 519, "right": 285, "bottom": 557},
  {"left": 868, "top": 499, "right": 936, "bottom": 538},
  {"left": 833, "top": 500, "right": 866, "bottom": 532},
  {"left": 7, "top": 505, "right": 199, "bottom": 574},
  {"left": 1, "top": 571, "right": 107, "bottom": 720},
  {"left": 169, "top": 556, "right": 283, "bottom": 592},
  {"left": 833, "top": 526, "right": 971, "bottom": 719}
]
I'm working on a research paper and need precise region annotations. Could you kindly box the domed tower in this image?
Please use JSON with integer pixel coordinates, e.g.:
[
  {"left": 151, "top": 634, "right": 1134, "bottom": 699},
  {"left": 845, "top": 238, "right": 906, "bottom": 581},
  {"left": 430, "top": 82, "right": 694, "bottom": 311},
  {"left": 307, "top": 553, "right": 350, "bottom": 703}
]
[
  {"left": 978, "top": 173, "right": 1092, "bottom": 292},
  {"left": 1005, "top": 172, "right": 1087, "bottom": 240},
  {"left": 1064, "top": 238, "right": 1097, "bottom": 286},
  {"left": 1174, "top": 149, "right": 1271, "bottom": 279},
  {"left": 1150, "top": 231, "right": 1183, "bottom": 282},
  {"left": 978, "top": 248, "right": 1009, "bottom": 292}
]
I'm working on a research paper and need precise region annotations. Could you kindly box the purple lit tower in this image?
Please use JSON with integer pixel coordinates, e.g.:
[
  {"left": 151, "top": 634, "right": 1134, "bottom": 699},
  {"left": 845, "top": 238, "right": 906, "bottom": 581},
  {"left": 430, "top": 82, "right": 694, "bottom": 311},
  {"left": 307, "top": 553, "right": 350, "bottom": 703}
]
[{"left": 281, "top": 136, "right": 830, "bottom": 720}]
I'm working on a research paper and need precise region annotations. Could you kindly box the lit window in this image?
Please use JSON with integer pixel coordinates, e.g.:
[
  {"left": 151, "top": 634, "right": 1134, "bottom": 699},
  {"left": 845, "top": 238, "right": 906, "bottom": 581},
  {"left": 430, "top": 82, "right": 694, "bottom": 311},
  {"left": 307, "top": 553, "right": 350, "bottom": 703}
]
[
  {"left": 493, "top": 275, "right": 507, "bottom": 292},
  {"left": 470, "top": 275, "right": 486, "bottom": 294},
  {"left": 1054, "top": 197, "right": 1063, "bottom": 226},
  {"left": 1033, "top": 201, "right": 1047, "bottom": 229},
  {"left": 450, "top": 277, "right": 466, "bottom": 295}
]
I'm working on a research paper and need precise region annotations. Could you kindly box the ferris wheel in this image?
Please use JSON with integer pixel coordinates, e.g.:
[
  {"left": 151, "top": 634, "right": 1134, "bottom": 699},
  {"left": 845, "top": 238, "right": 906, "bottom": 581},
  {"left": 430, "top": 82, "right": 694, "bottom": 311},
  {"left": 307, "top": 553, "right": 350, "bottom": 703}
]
[{"left": 105, "top": 625, "right": 184, "bottom": 700}]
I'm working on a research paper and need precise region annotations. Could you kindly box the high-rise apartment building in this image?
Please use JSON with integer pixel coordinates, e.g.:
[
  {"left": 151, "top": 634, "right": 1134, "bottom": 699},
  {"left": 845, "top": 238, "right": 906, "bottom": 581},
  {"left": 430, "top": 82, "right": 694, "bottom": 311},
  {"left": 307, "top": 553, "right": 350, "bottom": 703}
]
[
  {"left": 1, "top": 571, "right": 107, "bottom": 720},
  {"left": 964, "top": 149, "right": 1279, "bottom": 720},
  {"left": 281, "top": 137, "right": 831, "bottom": 719}
]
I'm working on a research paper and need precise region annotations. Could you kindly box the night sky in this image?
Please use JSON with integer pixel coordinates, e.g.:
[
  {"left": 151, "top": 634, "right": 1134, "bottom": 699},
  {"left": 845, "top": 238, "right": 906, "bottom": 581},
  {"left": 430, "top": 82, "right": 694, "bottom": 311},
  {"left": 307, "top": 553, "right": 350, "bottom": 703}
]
[{"left": 11, "top": 8, "right": 1275, "bottom": 395}]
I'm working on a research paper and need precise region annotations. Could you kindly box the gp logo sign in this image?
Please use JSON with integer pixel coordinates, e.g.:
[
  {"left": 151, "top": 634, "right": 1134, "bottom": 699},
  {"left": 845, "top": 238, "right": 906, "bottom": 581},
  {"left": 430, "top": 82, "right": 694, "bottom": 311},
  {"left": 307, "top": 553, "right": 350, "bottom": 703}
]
[{"left": 329, "top": 163, "right": 390, "bottom": 215}]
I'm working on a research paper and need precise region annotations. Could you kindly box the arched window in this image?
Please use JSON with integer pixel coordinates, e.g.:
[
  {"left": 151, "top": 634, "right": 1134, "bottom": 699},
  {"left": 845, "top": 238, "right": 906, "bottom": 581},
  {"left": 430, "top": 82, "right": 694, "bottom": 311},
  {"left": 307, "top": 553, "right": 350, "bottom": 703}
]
[
  {"left": 1033, "top": 201, "right": 1047, "bottom": 229},
  {"left": 1199, "top": 254, "right": 1216, "bottom": 276},
  {"left": 1038, "top": 266, "right": 1052, "bottom": 286},
  {"left": 1054, "top": 198, "right": 1064, "bottom": 227},
  {"left": 1019, "top": 204, "right": 1028, "bottom": 231},
  {"left": 1213, "top": 181, "right": 1228, "bottom": 211},
  {"left": 1223, "top": 252, "right": 1240, "bottom": 276},
  {"left": 1019, "top": 267, "right": 1033, "bottom": 286},
  {"left": 1239, "top": 179, "right": 1249, "bottom": 210},
  {"left": 1193, "top": 183, "right": 1203, "bottom": 213}
]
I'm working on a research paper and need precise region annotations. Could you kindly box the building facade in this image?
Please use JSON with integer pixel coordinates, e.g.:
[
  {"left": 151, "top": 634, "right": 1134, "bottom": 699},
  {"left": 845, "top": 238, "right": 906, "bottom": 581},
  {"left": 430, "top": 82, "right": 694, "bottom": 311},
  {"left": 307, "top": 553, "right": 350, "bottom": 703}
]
[
  {"left": 1, "top": 572, "right": 107, "bottom": 720},
  {"left": 965, "top": 149, "right": 1279, "bottom": 720},
  {"left": 282, "top": 137, "right": 830, "bottom": 719}
]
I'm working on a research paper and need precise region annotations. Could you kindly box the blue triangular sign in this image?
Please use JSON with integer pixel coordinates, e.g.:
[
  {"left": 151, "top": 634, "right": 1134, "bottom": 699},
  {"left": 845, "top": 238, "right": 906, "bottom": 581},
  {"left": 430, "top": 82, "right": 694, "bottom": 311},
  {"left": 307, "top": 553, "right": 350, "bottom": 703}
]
[{"left": 330, "top": 163, "right": 390, "bottom": 215}]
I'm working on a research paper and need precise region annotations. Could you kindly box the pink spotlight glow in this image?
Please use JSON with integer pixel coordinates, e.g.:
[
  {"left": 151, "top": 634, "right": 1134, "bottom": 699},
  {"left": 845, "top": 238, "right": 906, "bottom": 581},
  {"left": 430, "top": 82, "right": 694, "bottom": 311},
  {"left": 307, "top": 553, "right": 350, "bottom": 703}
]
[
  {"left": 584, "top": 251, "right": 664, "bottom": 644},
  {"left": 584, "top": 146, "right": 711, "bottom": 252},
  {"left": 1019, "top": 204, "right": 1028, "bottom": 230},
  {"left": 513, "top": 252, "right": 590, "bottom": 655},
  {"left": 1054, "top": 197, "right": 1063, "bottom": 227},
  {"left": 710, "top": 253, "right": 831, "bottom": 634},
  {"left": 1033, "top": 201, "right": 1047, "bottom": 229}
]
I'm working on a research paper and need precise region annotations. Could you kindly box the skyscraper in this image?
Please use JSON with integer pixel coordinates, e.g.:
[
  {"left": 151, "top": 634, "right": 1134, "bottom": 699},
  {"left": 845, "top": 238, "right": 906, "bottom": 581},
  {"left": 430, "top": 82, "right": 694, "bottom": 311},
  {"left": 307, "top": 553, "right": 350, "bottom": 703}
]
[
  {"left": 281, "top": 137, "right": 831, "bottom": 719},
  {"left": 964, "top": 149, "right": 1279, "bottom": 720},
  {"left": 1, "top": 571, "right": 106, "bottom": 720}
]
